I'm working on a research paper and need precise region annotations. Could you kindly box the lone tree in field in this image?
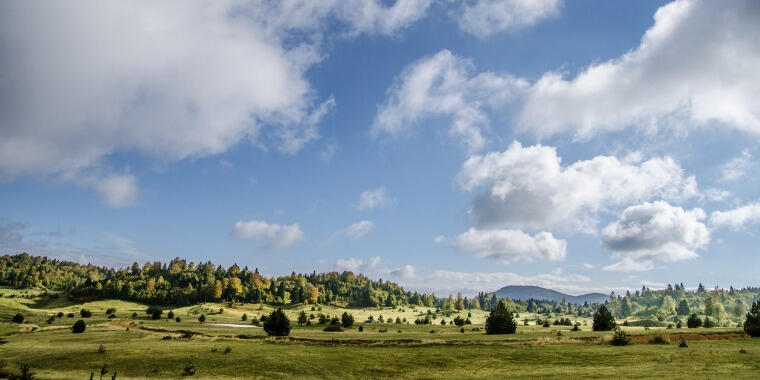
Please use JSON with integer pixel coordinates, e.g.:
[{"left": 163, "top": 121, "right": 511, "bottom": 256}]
[
  {"left": 341, "top": 312, "right": 354, "bottom": 328},
  {"left": 263, "top": 308, "right": 291, "bottom": 336},
  {"left": 485, "top": 300, "right": 517, "bottom": 334},
  {"left": 687, "top": 313, "right": 702, "bottom": 328},
  {"left": 297, "top": 311, "right": 307, "bottom": 326},
  {"left": 593, "top": 305, "right": 616, "bottom": 331},
  {"left": 72, "top": 319, "right": 86, "bottom": 333},
  {"left": 198, "top": 314, "right": 206, "bottom": 323},
  {"left": 12, "top": 313, "right": 24, "bottom": 323},
  {"left": 744, "top": 301, "right": 760, "bottom": 337}
]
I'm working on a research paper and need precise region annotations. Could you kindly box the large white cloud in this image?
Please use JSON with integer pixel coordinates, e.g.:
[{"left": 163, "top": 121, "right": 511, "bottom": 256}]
[
  {"left": 709, "top": 202, "right": 760, "bottom": 230},
  {"left": 601, "top": 200, "right": 709, "bottom": 271},
  {"left": 332, "top": 220, "right": 375, "bottom": 239},
  {"left": 389, "top": 264, "right": 416, "bottom": 279},
  {"left": 455, "top": 228, "right": 566, "bottom": 264},
  {"left": 0, "top": 1, "right": 432, "bottom": 206},
  {"left": 231, "top": 220, "right": 303, "bottom": 249},
  {"left": 458, "top": 141, "right": 698, "bottom": 232},
  {"left": 372, "top": 50, "right": 528, "bottom": 152},
  {"left": 457, "top": 0, "right": 562, "bottom": 38},
  {"left": 375, "top": 1, "right": 760, "bottom": 148}
]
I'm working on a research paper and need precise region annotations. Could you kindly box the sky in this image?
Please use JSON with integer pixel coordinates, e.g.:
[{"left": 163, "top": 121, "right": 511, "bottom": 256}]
[{"left": 1, "top": 0, "right": 759, "bottom": 297}]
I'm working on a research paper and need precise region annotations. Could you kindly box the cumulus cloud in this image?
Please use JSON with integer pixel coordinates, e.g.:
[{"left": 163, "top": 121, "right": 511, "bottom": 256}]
[
  {"left": 356, "top": 187, "right": 392, "bottom": 210},
  {"left": 454, "top": 228, "right": 566, "bottom": 264},
  {"left": 456, "top": 0, "right": 562, "bottom": 38},
  {"left": 719, "top": 150, "right": 753, "bottom": 182},
  {"left": 390, "top": 264, "right": 416, "bottom": 279},
  {"left": 332, "top": 220, "right": 375, "bottom": 239},
  {"left": 231, "top": 220, "right": 303, "bottom": 249},
  {"left": 458, "top": 141, "right": 698, "bottom": 232},
  {"left": 334, "top": 256, "right": 381, "bottom": 273},
  {"left": 375, "top": 1, "right": 760, "bottom": 147},
  {"left": 372, "top": 50, "right": 528, "bottom": 152},
  {"left": 601, "top": 201, "right": 709, "bottom": 271},
  {"left": 709, "top": 202, "right": 760, "bottom": 230},
  {"left": 0, "top": 1, "right": 433, "bottom": 204}
]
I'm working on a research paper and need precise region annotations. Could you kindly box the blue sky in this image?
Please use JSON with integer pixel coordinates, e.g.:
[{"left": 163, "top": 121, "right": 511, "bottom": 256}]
[{"left": 1, "top": 0, "right": 759, "bottom": 296}]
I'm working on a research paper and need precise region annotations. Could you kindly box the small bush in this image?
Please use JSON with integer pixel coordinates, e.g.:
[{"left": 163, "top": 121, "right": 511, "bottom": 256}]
[
  {"left": 162, "top": 335, "right": 173, "bottom": 340},
  {"left": 610, "top": 328, "right": 630, "bottom": 346},
  {"left": 182, "top": 364, "right": 195, "bottom": 376},
  {"left": 429, "top": 330, "right": 435, "bottom": 334},
  {"left": 46, "top": 315, "right": 56, "bottom": 324},
  {"left": 79, "top": 309, "right": 92, "bottom": 318},
  {"left": 649, "top": 335, "right": 670, "bottom": 344},
  {"left": 702, "top": 317, "right": 715, "bottom": 328},
  {"left": 9, "top": 364, "right": 34, "bottom": 380},
  {"left": 687, "top": 313, "right": 702, "bottom": 328},
  {"left": 66, "top": 312, "right": 75, "bottom": 318},
  {"left": 72, "top": 319, "right": 86, "bottom": 333},
  {"left": 176, "top": 317, "right": 181, "bottom": 322},
  {"left": 12, "top": 313, "right": 24, "bottom": 323},
  {"left": 679, "top": 340, "right": 688, "bottom": 348},
  {"left": 198, "top": 314, "right": 206, "bottom": 323},
  {"left": 106, "top": 308, "right": 116, "bottom": 315},
  {"left": 167, "top": 311, "right": 175, "bottom": 319},
  {"left": 223, "top": 346, "right": 232, "bottom": 354},
  {"left": 323, "top": 324, "right": 344, "bottom": 332},
  {"left": 241, "top": 313, "right": 248, "bottom": 321},
  {"left": 131, "top": 312, "right": 138, "bottom": 318},
  {"left": 108, "top": 314, "right": 116, "bottom": 319},
  {"left": 97, "top": 344, "right": 106, "bottom": 353},
  {"left": 571, "top": 325, "right": 580, "bottom": 331},
  {"left": 57, "top": 312, "right": 64, "bottom": 318},
  {"left": 358, "top": 325, "right": 364, "bottom": 332},
  {"left": 739, "top": 348, "right": 747, "bottom": 354}
]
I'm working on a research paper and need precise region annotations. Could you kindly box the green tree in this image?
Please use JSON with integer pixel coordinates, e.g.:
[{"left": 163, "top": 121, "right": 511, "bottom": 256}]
[
  {"left": 297, "top": 311, "right": 307, "bottom": 326},
  {"left": 198, "top": 314, "right": 206, "bottom": 323},
  {"left": 592, "top": 305, "right": 616, "bottom": 331},
  {"left": 676, "top": 299, "right": 690, "bottom": 315},
  {"left": 743, "top": 301, "right": 760, "bottom": 337},
  {"left": 687, "top": 313, "right": 702, "bottom": 328},
  {"left": 72, "top": 319, "right": 86, "bottom": 333},
  {"left": 12, "top": 313, "right": 24, "bottom": 323},
  {"left": 263, "top": 308, "right": 291, "bottom": 336},
  {"left": 341, "top": 312, "right": 354, "bottom": 328},
  {"left": 485, "top": 300, "right": 517, "bottom": 335}
]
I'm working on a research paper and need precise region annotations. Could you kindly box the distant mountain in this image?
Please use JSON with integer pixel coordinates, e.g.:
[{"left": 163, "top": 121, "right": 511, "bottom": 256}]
[{"left": 493, "top": 285, "right": 607, "bottom": 304}]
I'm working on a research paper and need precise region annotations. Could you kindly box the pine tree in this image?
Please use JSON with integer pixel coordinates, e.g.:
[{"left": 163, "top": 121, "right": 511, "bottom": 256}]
[
  {"left": 263, "top": 308, "right": 291, "bottom": 336},
  {"left": 687, "top": 313, "right": 702, "bottom": 328},
  {"left": 72, "top": 319, "right": 86, "bottom": 333},
  {"left": 485, "top": 300, "right": 517, "bottom": 334},
  {"left": 341, "top": 312, "right": 354, "bottom": 328},
  {"left": 297, "top": 311, "right": 307, "bottom": 326},
  {"left": 677, "top": 299, "right": 690, "bottom": 315},
  {"left": 592, "top": 305, "right": 616, "bottom": 331},
  {"left": 743, "top": 301, "right": 760, "bottom": 337}
]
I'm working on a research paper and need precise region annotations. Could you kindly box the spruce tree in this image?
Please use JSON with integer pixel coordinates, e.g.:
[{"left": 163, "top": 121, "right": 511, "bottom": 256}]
[
  {"left": 263, "top": 308, "right": 291, "bottom": 336},
  {"left": 743, "top": 301, "right": 760, "bottom": 337},
  {"left": 676, "top": 299, "right": 690, "bottom": 315},
  {"left": 72, "top": 319, "right": 86, "bottom": 333},
  {"left": 592, "top": 305, "right": 616, "bottom": 331},
  {"left": 297, "top": 311, "right": 308, "bottom": 326},
  {"left": 341, "top": 312, "right": 354, "bottom": 328},
  {"left": 687, "top": 313, "right": 702, "bottom": 328},
  {"left": 485, "top": 300, "right": 517, "bottom": 334}
]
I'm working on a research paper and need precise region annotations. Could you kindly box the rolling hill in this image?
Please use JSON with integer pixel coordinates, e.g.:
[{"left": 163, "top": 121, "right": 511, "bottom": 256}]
[{"left": 493, "top": 285, "right": 607, "bottom": 304}]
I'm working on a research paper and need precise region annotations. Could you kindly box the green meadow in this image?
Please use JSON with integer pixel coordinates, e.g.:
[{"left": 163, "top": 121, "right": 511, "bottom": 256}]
[{"left": 1, "top": 288, "right": 758, "bottom": 379}]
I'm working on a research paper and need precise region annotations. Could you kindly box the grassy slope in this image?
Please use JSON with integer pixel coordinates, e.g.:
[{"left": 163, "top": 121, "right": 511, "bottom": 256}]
[{"left": 1, "top": 288, "right": 758, "bottom": 379}]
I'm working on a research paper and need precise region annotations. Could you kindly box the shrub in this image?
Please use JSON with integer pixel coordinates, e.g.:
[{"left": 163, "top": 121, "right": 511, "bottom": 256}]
[
  {"left": 198, "top": 314, "right": 206, "bottom": 323},
  {"left": 241, "top": 313, "right": 248, "bottom": 322},
  {"left": 610, "top": 328, "right": 630, "bottom": 346},
  {"left": 9, "top": 364, "right": 34, "bottom": 380},
  {"left": 679, "top": 339, "right": 688, "bottom": 348},
  {"left": 358, "top": 325, "right": 364, "bottom": 332},
  {"left": 108, "top": 314, "right": 116, "bottom": 319},
  {"left": 72, "top": 319, "right": 86, "bottom": 333},
  {"left": 572, "top": 325, "right": 580, "bottom": 331},
  {"left": 649, "top": 335, "right": 670, "bottom": 344},
  {"left": 12, "top": 313, "right": 24, "bottom": 323},
  {"left": 341, "top": 312, "right": 354, "bottom": 328},
  {"left": 106, "top": 308, "right": 116, "bottom": 315},
  {"left": 687, "top": 313, "right": 702, "bottom": 328},
  {"left": 151, "top": 309, "right": 163, "bottom": 320},
  {"left": 593, "top": 305, "right": 616, "bottom": 331},
  {"left": 461, "top": 327, "right": 465, "bottom": 333},
  {"left": 485, "top": 300, "right": 517, "bottom": 335},
  {"left": 739, "top": 348, "right": 747, "bottom": 354},
  {"left": 67, "top": 312, "right": 75, "bottom": 318},
  {"left": 453, "top": 316, "right": 466, "bottom": 327},
  {"left": 80, "top": 309, "right": 92, "bottom": 318},
  {"left": 97, "top": 344, "right": 106, "bottom": 353},
  {"left": 263, "top": 308, "right": 291, "bottom": 336},
  {"left": 703, "top": 317, "right": 715, "bottom": 328},
  {"left": 440, "top": 319, "right": 447, "bottom": 325},
  {"left": 542, "top": 321, "right": 550, "bottom": 328},
  {"left": 182, "top": 364, "right": 195, "bottom": 376},
  {"left": 176, "top": 317, "right": 182, "bottom": 322},
  {"left": 56, "top": 312, "right": 64, "bottom": 318},
  {"left": 223, "top": 346, "right": 232, "bottom": 354},
  {"left": 745, "top": 301, "right": 760, "bottom": 337},
  {"left": 131, "top": 312, "right": 138, "bottom": 318},
  {"left": 46, "top": 315, "right": 56, "bottom": 324},
  {"left": 323, "top": 324, "right": 344, "bottom": 332},
  {"left": 318, "top": 314, "right": 329, "bottom": 325},
  {"left": 167, "top": 311, "right": 175, "bottom": 319}
]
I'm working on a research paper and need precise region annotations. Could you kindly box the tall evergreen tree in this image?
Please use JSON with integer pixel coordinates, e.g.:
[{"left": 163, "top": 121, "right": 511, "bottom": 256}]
[
  {"left": 592, "top": 305, "right": 616, "bottom": 331},
  {"left": 485, "top": 300, "right": 517, "bottom": 334},
  {"left": 263, "top": 308, "right": 291, "bottom": 336},
  {"left": 744, "top": 301, "right": 760, "bottom": 337}
]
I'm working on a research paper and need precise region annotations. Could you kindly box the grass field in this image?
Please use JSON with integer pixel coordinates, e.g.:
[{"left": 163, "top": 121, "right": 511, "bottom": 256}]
[{"left": 1, "top": 288, "right": 758, "bottom": 379}]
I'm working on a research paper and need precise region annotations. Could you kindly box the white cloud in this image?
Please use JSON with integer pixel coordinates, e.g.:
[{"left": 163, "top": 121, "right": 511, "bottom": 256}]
[
  {"left": 390, "top": 264, "right": 416, "bottom": 279},
  {"left": 518, "top": 0, "right": 760, "bottom": 138},
  {"left": 334, "top": 256, "right": 381, "bottom": 273},
  {"left": 709, "top": 202, "right": 760, "bottom": 230},
  {"left": 601, "top": 200, "right": 709, "bottom": 271},
  {"left": 231, "top": 220, "right": 303, "bottom": 249},
  {"left": 456, "top": 0, "right": 562, "bottom": 38},
  {"left": 433, "top": 235, "right": 446, "bottom": 244},
  {"left": 0, "top": 1, "right": 433, "bottom": 204},
  {"left": 376, "top": 1, "right": 760, "bottom": 147},
  {"left": 333, "top": 220, "right": 375, "bottom": 239},
  {"left": 88, "top": 173, "right": 140, "bottom": 208},
  {"left": 719, "top": 150, "right": 753, "bottom": 182},
  {"left": 458, "top": 141, "right": 698, "bottom": 232},
  {"left": 356, "top": 187, "right": 392, "bottom": 210},
  {"left": 704, "top": 188, "right": 732, "bottom": 202},
  {"left": 454, "top": 228, "right": 566, "bottom": 264},
  {"left": 372, "top": 50, "right": 528, "bottom": 152},
  {"left": 409, "top": 269, "right": 590, "bottom": 296}
]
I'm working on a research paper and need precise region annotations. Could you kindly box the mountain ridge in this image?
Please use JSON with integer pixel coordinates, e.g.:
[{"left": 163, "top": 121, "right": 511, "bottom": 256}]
[{"left": 492, "top": 285, "right": 607, "bottom": 304}]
